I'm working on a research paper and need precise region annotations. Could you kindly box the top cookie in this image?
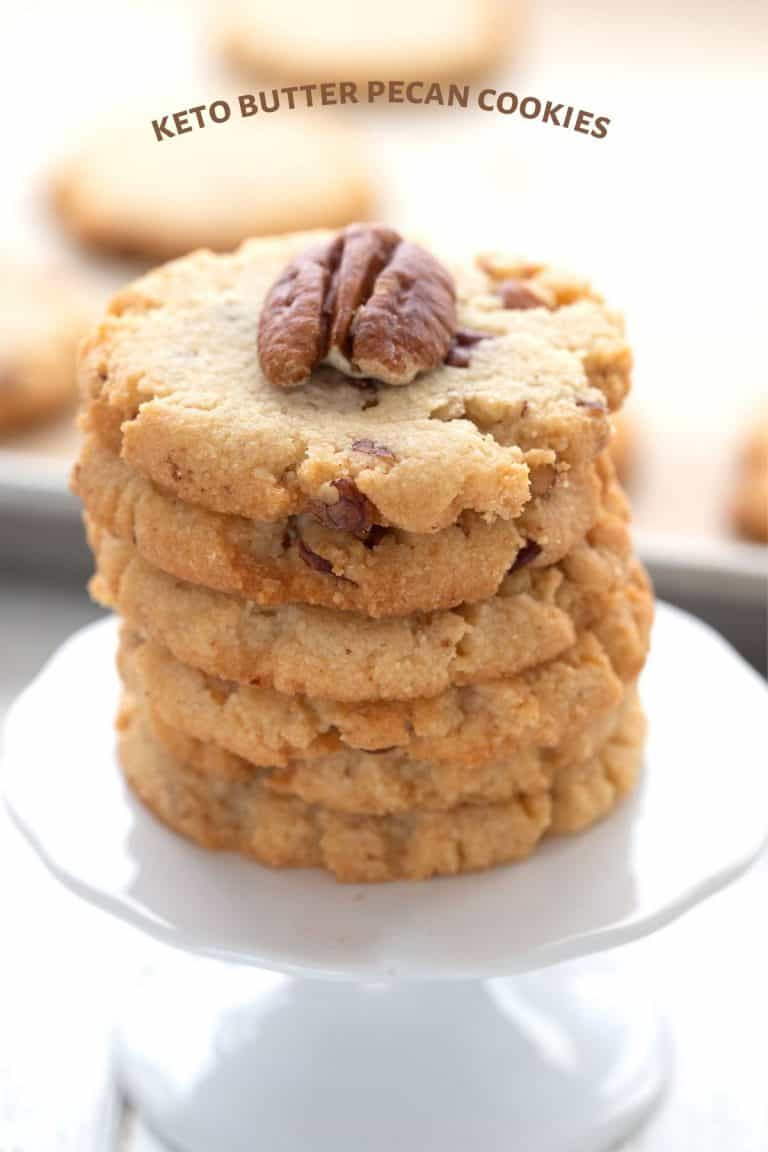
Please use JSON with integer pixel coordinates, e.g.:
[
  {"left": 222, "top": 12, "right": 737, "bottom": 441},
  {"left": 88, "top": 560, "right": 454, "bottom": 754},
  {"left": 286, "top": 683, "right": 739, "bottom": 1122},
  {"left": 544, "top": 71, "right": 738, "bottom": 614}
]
[{"left": 79, "top": 228, "right": 631, "bottom": 533}]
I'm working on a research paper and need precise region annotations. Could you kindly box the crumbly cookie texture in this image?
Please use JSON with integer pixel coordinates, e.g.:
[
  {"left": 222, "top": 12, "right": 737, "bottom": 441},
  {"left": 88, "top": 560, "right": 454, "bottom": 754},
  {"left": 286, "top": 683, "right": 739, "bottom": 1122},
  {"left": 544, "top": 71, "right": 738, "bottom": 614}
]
[
  {"left": 118, "top": 565, "right": 652, "bottom": 768},
  {"left": 90, "top": 494, "right": 639, "bottom": 701},
  {"left": 0, "top": 265, "right": 89, "bottom": 436},
  {"left": 144, "top": 686, "right": 640, "bottom": 816},
  {"left": 731, "top": 415, "right": 768, "bottom": 543},
  {"left": 51, "top": 114, "right": 373, "bottom": 261},
  {"left": 78, "top": 231, "right": 631, "bottom": 532},
  {"left": 76, "top": 436, "right": 610, "bottom": 618},
  {"left": 550, "top": 693, "right": 646, "bottom": 834},
  {"left": 218, "top": 0, "right": 513, "bottom": 87},
  {"left": 118, "top": 691, "right": 644, "bottom": 882}
]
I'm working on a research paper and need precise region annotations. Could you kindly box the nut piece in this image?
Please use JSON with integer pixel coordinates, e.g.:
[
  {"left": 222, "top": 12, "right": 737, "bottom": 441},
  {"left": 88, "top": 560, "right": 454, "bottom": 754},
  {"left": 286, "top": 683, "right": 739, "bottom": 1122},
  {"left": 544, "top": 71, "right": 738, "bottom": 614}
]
[
  {"left": 497, "top": 279, "right": 549, "bottom": 310},
  {"left": 308, "top": 478, "right": 377, "bottom": 539},
  {"left": 445, "top": 326, "right": 490, "bottom": 368},
  {"left": 509, "top": 540, "right": 542, "bottom": 572},
  {"left": 351, "top": 438, "right": 395, "bottom": 459},
  {"left": 258, "top": 225, "right": 457, "bottom": 388},
  {"left": 297, "top": 539, "right": 334, "bottom": 574}
]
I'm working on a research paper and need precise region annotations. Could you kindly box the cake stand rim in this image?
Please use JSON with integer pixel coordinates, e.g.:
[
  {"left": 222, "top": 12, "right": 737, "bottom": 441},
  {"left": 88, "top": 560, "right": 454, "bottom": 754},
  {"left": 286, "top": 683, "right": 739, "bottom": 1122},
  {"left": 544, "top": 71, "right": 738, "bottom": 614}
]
[{"left": 3, "top": 605, "right": 767, "bottom": 982}]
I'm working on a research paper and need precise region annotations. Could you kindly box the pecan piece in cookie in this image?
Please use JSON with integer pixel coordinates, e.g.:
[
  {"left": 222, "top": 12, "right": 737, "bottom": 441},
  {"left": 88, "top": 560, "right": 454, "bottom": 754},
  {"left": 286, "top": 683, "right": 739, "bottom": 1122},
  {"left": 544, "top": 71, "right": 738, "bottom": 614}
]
[
  {"left": 445, "top": 326, "right": 490, "bottom": 368},
  {"left": 575, "top": 397, "right": 608, "bottom": 413},
  {"left": 258, "top": 224, "right": 457, "bottom": 387},
  {"left": 363, "top": 523, "right": 389, "bottom": 549},
  {"left": 497, "top": 279, "right": 550, "bottom": 310},
  {"left": 509, "top": 540, "right": 542, "bottom": 572},
  {"left": 297, "top": 539, "right": 334, "bottom": 574},
  {"left": 351, "top": 438, "right": 395, "bottom": 459},
  {"left": 308, "top": 478, "right": 377, "bottom": 539}
]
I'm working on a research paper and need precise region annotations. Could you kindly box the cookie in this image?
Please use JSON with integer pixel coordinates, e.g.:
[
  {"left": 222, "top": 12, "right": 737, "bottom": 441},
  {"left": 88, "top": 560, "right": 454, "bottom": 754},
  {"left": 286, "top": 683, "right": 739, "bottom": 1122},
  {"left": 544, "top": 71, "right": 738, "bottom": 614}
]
[
  {"left": 731, "top": 416, "right": 768, "bottom": 543},
  {"left": 76, "top": 436, "right": 612, "bottom": 618},
  {"left": 143, "top": 686, "right": 641, "bottom": 816},
  {"left": 550, "top": 694, "right": 646, "bottom": 835},
  {"left": 117, "top": 571, "right": 652, "bottom": 767},
  {"left": 78, "top": 229, "right": 632, "bottom": 532},
  {"left": 143, "top": 695, "right": 548, "bottom": 815},
  {"left": 89, "top": 499, "right": 639, "bottom": 701},
  {"left": 609, "top": 413, "right": 634, "bottom": 482},
  {"left": 51, "top": 114, "right": 373, "bottom": 261},
  {"left": 218, "top": 0, "right": 513, "bottom": 86},
  {"left": 0, "top": 265, "right": 88, "bottom": 436},
  {"left": 118, "top": 692, "right": 644, "bottom": 882}
]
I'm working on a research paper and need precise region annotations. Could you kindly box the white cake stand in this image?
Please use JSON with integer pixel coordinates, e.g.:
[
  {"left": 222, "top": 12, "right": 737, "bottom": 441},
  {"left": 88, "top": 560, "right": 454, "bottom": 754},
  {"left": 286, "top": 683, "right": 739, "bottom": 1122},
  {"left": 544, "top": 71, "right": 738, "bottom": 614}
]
[{"left": 4, "top": 604, "right": 767, "bottom": 1152}]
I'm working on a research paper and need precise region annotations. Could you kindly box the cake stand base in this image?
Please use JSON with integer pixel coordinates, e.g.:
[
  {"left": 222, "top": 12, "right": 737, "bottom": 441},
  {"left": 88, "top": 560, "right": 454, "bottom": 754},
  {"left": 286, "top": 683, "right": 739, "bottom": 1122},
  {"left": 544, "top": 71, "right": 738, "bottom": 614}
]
[
  {"left": 115, "top": 951, "right": 667, "bottom": 1152},
  {"left": 10, "top": 607, "right": 766, "bottom": 1150}
]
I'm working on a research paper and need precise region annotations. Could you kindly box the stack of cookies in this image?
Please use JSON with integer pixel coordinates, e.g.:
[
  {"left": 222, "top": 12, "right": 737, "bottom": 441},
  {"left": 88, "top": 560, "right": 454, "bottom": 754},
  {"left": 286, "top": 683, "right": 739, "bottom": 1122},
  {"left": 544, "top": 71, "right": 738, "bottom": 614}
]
[{"left": 73, "top": 225, "right": 653, "bottom": 883}]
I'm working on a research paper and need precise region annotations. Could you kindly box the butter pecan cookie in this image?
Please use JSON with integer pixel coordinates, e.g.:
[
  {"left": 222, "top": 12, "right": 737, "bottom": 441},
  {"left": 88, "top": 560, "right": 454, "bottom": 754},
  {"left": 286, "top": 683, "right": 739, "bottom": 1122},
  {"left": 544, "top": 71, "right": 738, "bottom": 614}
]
[
  {"left": 0, "top": 265, "right": 88, "bottom": 436},
  {"left": 76, "top": 436, "right": 608, "bottom": 618},
  {"left": 118, "top": 690, "right": 644, "bottom": 882},
  {"left": 78, "top": 228, "right": 631, "bottom": 533},
  {"left": 51, "top": 114, "right": 372, "bottom": 261},
  {"left": 730, "top": 415, "right": 768, "bottom": 543},
  {"left": 143, "top": 686, "right": 640, "bottom": 816},
  {"left": 218, "top": 0, "right": 513, "bottom": 87},
  {"left": 90, "top": 507, "right": 645, "bottom": 702},
  {"left": 117, "top": 579, "right": 652, "bottom": 767}
]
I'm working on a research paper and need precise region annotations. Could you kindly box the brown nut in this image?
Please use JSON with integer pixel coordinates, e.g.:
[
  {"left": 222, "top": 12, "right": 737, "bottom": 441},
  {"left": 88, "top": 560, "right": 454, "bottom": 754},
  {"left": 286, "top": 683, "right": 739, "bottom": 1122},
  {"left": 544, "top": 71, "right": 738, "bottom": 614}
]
[
  {"left": 497, "top": 279, "right": 549, "bottom": 311},
  {"left": 444, "top": 326, "right": 490, "bottom": 368},
  {"left": 258, "top": 224, "right": 457, "bottom": 388}
]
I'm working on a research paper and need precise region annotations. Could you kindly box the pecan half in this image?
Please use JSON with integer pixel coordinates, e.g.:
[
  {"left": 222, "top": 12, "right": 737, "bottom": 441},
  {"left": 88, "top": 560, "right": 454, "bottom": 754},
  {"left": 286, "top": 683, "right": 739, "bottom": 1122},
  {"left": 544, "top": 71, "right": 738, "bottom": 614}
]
[{"left": 258, "top": 225, "right": 457, "bottom": 388}]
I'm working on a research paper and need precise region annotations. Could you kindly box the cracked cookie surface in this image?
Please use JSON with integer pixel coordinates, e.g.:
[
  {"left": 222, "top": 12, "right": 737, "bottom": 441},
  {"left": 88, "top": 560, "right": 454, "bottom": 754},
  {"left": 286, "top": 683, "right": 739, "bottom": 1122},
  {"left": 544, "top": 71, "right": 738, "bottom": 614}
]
[
  {"left": 91, "top": 487, "right": 643, "bottom": 701},
  {"left": 117, "top": 565, "right": 651, "bottom": 768},
  {"left": 77, "top": 437, "right": 613, "bottom": 617},
  {"left": 79, "top": 231, "right": 631, "bottom": 532},
  {"left": 142, "top": 686, "right": 641, "bottom": 817},
  {"left": 118, "top": 689, "right": 645, "bottom": 882}
]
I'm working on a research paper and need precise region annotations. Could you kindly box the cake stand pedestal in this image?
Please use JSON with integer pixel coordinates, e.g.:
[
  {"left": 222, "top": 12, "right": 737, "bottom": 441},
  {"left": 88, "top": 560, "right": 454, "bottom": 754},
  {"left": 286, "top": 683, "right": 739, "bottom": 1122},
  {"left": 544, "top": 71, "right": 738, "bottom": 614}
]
[{"left": 4, "top": 605, "right": 767, "bottom": 1152}]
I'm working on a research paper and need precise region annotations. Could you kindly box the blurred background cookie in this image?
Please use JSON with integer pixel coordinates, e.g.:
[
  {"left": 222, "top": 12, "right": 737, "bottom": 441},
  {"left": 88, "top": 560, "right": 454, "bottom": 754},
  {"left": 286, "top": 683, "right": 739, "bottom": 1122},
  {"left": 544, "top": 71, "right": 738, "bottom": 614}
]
[
  {"left": 50, "top": 111, "right": 374, "bottom": 261},
  {"left": 731, "top": 416, "right": 768, "bottom": 543},
  {"left": 218, "top": 0, "right": 514, "bottom": 84},
  {"left": 0, "top": 265, "right": 89, "bottom": 438}
]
